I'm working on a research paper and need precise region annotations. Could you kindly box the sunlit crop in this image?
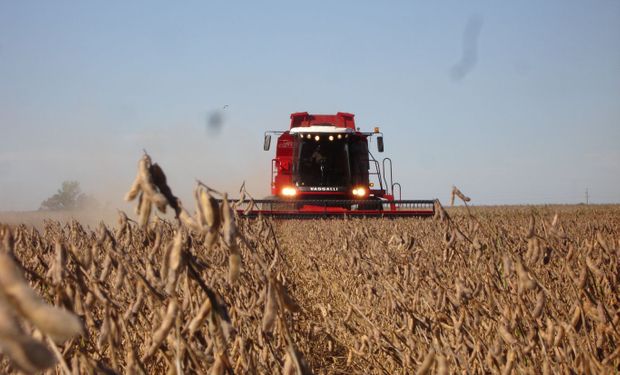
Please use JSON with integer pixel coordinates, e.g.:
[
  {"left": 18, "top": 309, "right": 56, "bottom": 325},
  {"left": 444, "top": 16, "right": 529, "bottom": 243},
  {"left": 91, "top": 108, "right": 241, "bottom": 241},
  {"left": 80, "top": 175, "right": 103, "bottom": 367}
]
[{"left": 0, "top": 154, "right": 618, "bottom": 374}]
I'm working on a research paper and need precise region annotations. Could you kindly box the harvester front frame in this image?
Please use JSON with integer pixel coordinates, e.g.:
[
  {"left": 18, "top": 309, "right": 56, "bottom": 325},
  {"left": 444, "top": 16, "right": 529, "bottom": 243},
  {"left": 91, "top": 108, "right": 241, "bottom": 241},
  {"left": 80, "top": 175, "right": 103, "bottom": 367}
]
[{"left": 228, "top": 199, "right": 435, "bottom": 219}]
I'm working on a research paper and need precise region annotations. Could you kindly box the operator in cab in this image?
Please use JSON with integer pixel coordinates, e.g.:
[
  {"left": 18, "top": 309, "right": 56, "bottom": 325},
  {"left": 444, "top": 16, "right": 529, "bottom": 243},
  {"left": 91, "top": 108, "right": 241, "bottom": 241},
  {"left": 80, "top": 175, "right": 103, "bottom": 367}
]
[{"left": 311, "top": 145, "right": 327, "bottom": 183}]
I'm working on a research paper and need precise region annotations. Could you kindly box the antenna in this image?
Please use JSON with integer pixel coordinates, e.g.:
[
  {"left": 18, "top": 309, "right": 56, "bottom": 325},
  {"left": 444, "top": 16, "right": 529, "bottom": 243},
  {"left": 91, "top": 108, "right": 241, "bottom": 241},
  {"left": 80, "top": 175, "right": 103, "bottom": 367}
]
[{"left": 585, "top": 188, "right": 589, "bottom": 205}]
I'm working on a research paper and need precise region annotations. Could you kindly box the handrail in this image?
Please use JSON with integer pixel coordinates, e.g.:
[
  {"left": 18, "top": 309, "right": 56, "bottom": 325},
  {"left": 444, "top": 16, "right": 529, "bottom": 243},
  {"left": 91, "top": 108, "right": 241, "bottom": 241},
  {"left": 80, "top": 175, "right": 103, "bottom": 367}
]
[
  {"left": 382, "top": 158, "right": 393, "bottom": 195},
  {"left": 392, "top": 182, "right": 402, "bottom": 200},
  {"left": 367, "top": 150, "right": 384, "bottom": 191},
  {"left": 368, "top": 159, "right": 384, "bottom": 191}
]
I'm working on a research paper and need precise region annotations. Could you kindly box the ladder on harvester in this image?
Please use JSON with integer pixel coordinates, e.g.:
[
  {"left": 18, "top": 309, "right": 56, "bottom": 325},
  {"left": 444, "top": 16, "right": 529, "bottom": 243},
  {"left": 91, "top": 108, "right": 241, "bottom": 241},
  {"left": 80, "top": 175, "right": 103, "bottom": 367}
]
[{"left": 368, "top": 153, "right": 402, "bottom": 200}]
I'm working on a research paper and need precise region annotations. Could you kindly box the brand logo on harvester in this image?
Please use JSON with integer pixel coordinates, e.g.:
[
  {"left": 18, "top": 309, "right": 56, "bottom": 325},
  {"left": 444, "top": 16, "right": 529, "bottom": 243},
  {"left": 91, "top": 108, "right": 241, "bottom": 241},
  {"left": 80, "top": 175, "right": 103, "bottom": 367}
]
[{"left": 309, "top": 187, "right": 339, "bottom": 191}]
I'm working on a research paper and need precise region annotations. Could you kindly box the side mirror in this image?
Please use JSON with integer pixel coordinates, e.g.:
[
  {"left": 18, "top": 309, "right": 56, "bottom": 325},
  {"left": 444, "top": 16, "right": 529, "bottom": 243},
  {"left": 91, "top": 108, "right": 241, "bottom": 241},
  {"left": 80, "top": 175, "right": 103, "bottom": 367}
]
[
  {"left": 377, "top": 136, "right": 384, "bottom": 152},
  {"left": 263, "top": 134, "right": 271, "bottom": 151}
]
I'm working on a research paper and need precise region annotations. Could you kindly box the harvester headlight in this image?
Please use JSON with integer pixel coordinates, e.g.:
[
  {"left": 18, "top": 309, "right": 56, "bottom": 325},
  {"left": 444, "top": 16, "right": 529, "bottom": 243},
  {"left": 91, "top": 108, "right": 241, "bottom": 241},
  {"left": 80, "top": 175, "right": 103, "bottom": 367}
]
[
  {"left": 328, "top": 135, "right": 334, "bottom": 141},
  {"left": 352, "top": 187, "right": 368, "bottom": 197},
  {"left": 281, "top": 186, "right": 297, "bottom": 197},
  {"left": 314, "top": 135, "right": 320, "bottom": 141},
  {"left": 337, "top": 134, "right": 342, "bottom": 139},
  {"left": 307, "top": 134, "right": 311, "bottom": 139}
]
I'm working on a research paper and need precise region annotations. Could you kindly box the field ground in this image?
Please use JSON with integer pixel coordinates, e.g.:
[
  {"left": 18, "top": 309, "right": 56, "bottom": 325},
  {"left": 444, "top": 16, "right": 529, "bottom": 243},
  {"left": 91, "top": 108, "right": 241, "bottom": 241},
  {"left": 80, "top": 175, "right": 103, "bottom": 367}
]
[{"left": 0, "top": 204, "right": 619, "bottom": 374}]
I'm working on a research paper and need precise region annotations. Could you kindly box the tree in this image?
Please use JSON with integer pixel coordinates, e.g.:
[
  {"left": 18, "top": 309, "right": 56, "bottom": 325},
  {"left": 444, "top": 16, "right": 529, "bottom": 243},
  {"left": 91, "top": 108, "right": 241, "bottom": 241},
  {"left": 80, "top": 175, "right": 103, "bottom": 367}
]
[{"left": 39, "top": 181, "right": 97, "bottom": 211}]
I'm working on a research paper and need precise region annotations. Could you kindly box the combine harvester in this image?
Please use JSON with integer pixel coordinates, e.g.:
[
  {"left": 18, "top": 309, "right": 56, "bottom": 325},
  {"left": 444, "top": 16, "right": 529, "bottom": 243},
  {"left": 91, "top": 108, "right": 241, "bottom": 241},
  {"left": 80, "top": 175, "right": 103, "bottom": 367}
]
[{"left": 236, "top": 112, "right": 434, "bottom": 218}]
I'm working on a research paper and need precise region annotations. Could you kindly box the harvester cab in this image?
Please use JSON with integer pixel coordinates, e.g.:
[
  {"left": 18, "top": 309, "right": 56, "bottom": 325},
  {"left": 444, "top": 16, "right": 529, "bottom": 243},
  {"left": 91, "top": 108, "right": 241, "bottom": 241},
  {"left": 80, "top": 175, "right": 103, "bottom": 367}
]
[
  {"left": 246, "top": 112, "right": 433, "bottom": 218},
  {"left": 264, "top": 112, "right": 383, "bottom": 199}
]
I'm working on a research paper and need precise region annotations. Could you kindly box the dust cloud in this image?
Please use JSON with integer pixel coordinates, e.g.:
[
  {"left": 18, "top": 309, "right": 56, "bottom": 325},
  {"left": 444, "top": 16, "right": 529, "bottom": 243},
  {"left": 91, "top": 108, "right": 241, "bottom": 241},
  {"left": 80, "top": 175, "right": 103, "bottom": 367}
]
[{"left": 0, "top": 115, "right": 272, "bottom": 223}]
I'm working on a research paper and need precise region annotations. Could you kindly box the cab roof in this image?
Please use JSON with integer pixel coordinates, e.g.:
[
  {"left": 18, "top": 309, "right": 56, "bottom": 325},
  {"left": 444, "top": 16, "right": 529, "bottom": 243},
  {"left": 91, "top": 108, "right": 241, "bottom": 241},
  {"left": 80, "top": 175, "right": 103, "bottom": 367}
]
[{"left": 289, "top": 112, "right": 356, "bottom": 130}]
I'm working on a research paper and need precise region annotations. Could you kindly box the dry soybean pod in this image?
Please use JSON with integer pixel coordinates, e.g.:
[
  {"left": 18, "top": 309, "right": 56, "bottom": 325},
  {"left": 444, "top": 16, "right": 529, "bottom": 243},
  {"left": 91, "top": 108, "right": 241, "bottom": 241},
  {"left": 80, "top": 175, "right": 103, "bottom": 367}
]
[
  {"left": 142, "top": 298, "right": 178, "bottom": 361},
  {"left": 416, "top": 349, "right": 435, "bottom": 375}
]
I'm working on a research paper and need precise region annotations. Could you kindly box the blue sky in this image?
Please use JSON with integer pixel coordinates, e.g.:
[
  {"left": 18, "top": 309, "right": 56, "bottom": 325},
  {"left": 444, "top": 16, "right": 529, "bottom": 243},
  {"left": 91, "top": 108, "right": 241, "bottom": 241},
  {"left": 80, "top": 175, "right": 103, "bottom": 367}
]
[{"left": 1, "top": 1, "right": 619, "bottom": 210}]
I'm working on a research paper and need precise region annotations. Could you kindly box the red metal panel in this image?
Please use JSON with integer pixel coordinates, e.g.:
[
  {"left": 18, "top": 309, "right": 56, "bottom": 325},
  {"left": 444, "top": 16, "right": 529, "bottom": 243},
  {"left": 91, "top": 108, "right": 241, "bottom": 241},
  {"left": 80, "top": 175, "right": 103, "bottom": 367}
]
[
  {"left": 289, "top": 112, "right": 356, "bottom": 130},
  {"left": 272, "top": 132, "right": 294, "bottom": 195}
]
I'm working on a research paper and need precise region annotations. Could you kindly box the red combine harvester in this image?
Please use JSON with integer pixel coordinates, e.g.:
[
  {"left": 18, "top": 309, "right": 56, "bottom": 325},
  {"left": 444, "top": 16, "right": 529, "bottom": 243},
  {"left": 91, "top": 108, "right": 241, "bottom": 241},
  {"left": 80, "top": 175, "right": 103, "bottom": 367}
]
[{"left": 236, "top": 112, "right": 434, "bottom": 218}]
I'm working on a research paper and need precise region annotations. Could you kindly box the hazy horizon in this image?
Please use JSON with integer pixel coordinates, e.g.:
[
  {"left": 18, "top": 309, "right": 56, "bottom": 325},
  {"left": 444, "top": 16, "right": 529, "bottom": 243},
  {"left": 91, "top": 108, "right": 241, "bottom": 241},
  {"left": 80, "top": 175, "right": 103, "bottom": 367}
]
[{"left": 1, "top": 1, "right": 619, "bottom": 211}]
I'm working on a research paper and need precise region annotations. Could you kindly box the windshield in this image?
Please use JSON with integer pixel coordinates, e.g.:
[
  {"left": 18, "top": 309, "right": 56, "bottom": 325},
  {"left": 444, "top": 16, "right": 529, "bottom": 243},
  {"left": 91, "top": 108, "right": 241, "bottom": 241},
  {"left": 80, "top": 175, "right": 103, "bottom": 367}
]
[{"left": 294, "top": 137, "right": 351, "bottom": 187}]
